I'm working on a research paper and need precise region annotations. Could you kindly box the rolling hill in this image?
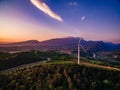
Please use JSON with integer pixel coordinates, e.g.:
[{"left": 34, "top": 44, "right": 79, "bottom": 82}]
[{"left": 0, "top": 37, "right": 119, "bottom": 53}]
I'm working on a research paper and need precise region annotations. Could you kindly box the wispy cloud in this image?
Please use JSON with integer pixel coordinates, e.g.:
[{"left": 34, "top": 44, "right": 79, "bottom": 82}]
[
  {"left": 30, "top": 0, "right": 63, "bottom": 22},
  {"left": 81, "top": 16, "right": 85, "bottom": 21},
  {"left": 69, "top": 2, "right": 78, "bottom": 6}
]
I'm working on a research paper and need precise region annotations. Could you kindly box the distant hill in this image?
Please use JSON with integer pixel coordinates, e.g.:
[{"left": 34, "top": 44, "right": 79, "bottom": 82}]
[
  {"left": 0, "top": 40, "right": 39, "bottom": 47},
  {"left": 0, "top": 37, "right": 119, "bottom": 53}
]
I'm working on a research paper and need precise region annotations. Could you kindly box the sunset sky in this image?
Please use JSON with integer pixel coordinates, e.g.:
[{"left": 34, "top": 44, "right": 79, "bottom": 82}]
[{"left": 0, "top": 0, "right": 120, "bottom": 43}]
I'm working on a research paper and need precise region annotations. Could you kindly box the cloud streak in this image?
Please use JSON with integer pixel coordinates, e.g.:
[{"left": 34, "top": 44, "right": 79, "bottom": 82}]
[
  {"left": 30, "top": 0, "right": 63, "bottom": 22},
  {"left": 81, "top": 16, "right": 85, "bottom": 21},
  {"left": 69, "top": 2, "right": 78, "bottom": 6}
]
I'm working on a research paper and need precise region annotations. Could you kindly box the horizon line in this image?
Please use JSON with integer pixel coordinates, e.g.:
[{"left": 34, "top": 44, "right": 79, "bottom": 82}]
[{"left": 0, "top": 37, "right": 119, "bottom": 44}]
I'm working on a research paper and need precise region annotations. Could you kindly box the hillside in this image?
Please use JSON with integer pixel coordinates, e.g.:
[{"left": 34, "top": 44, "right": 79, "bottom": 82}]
[
  {"left": 0, "top": 63, "right": 120, "bottom": 90},
  {"left": 0, "top": 51, "right": 74, "bottom": 70},
  {"left": 0, "top": 37, "right": 119, "bottom": 53}
]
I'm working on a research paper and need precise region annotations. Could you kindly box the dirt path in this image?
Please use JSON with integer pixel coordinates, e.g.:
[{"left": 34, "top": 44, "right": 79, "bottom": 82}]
[{"left": 81, "top": 62, "right": 120, "bottom": 71}]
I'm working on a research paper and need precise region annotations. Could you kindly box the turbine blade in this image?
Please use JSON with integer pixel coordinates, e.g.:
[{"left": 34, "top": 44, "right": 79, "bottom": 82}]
[{"left": 80, "top": 44, "right": 87, "bottom": 53}]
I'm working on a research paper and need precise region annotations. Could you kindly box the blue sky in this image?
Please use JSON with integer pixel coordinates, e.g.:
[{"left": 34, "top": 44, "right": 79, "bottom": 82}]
[{"left": 0, "top": 0, "right": 120, "bottom": 43}]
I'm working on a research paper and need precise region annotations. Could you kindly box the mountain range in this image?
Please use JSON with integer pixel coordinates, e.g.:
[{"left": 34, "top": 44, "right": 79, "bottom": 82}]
[{"left": 0, "top": 37, "right": 120, "bottom": 53}]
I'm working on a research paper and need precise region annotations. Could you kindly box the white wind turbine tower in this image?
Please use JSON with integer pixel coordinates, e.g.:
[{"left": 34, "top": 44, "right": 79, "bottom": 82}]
[
  {"left": 78, "top": 38, "right": 87, "bottom": 64},
  {"left": 78, "top": 38, "right": 81, "bottom": 64}
]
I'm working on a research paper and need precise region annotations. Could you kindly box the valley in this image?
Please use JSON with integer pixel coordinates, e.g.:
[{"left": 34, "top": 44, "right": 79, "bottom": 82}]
[{"left": 0, "top": 37, "right": 120, "bottom": 90}]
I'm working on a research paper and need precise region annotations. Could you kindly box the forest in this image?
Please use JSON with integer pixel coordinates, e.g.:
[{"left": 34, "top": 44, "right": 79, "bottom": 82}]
[
  {"left": 0, "top": 51, "right": 74, "bottom": 70},
  {"left": 0, "top": 63, "right": 120, "bottom": 90}
]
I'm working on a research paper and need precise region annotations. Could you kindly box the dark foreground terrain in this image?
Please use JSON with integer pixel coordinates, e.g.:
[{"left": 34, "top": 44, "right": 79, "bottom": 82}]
[
  {"left": 0, "top": 63, "right": 120, "bottom": 90},
  {"left": 0, "top": 51, "right": 74, "bottom": 70}
]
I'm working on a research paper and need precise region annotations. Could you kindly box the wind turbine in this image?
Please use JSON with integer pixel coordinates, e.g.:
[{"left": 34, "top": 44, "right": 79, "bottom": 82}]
[
  {"left": 78, "top": 16, "right": 86, "bottom": 64},
  {"left": 77, "top": 38, "right": 97, "bottom": 64},
  {"left": 93, "top": 53, "right": 96, "bottom": 58}
]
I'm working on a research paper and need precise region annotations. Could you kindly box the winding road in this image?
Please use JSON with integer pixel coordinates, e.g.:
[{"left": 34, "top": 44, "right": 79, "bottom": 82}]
[{"left": 81, "top": 62, "right": 120, "bottom": 71}]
